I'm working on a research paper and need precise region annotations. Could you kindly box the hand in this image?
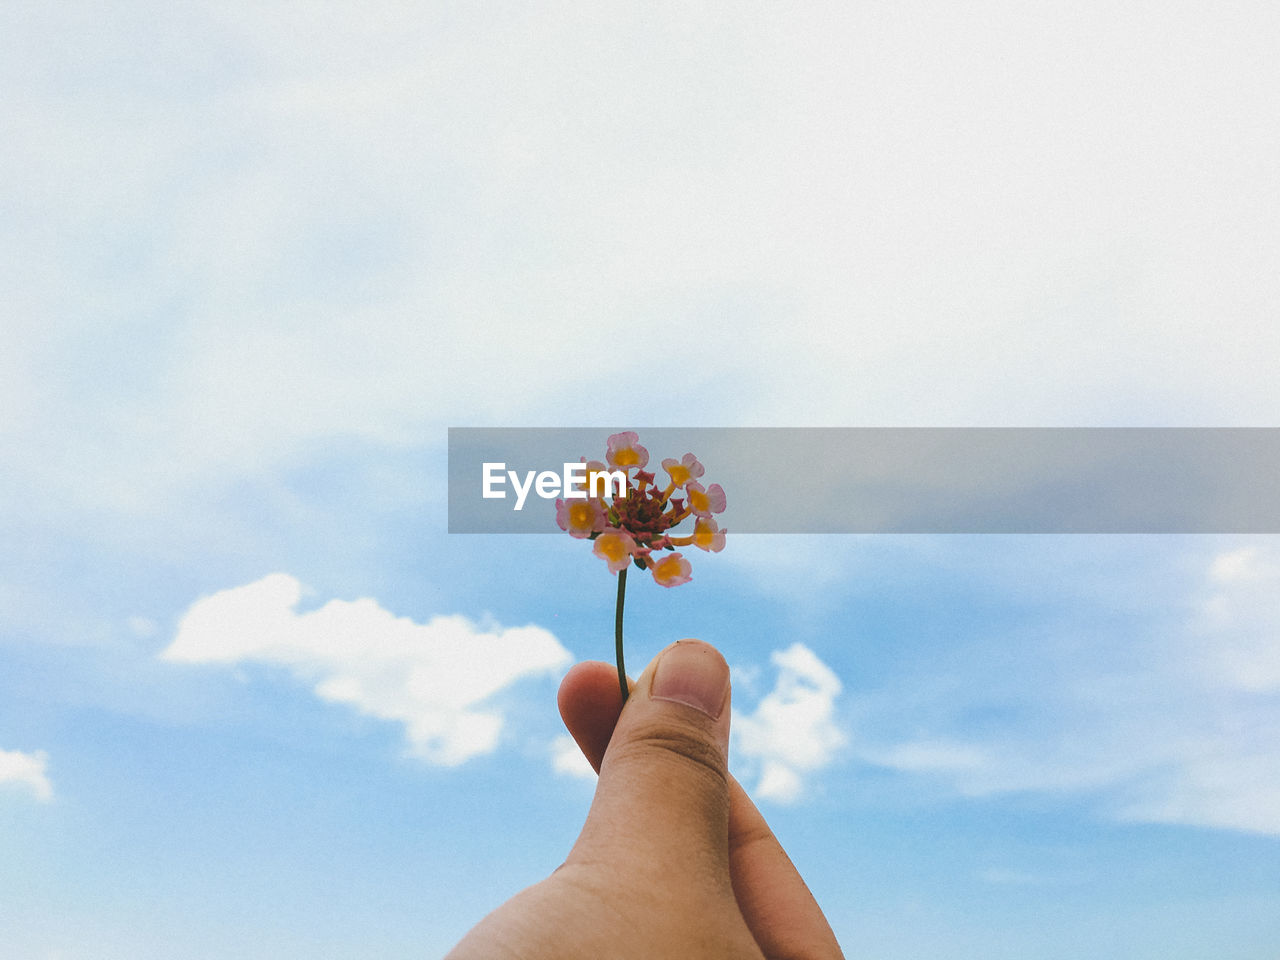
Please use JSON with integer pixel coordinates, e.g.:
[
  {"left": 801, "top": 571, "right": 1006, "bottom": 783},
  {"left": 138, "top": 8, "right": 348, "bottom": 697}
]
[{"left": 446, "top": 639, "right": 845, "bottom": 960}]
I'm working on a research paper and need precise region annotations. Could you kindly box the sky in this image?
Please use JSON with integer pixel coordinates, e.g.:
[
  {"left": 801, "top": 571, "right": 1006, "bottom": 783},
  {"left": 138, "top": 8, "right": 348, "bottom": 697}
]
[{"left": 2, "top": 1, "right": 1279, "bottom": 958}]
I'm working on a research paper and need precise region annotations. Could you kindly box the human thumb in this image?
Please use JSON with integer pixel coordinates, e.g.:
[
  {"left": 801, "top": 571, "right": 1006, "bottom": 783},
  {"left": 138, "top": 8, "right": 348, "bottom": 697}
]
[{"left": 566, "top": 640, "right": 734, "bottom": 882}]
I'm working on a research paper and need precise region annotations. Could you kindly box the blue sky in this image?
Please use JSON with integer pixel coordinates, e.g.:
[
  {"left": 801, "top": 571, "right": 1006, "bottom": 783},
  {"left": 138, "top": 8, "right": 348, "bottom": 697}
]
[{"left": 3, "top": 2, "right": 1279, "bottom": 958}]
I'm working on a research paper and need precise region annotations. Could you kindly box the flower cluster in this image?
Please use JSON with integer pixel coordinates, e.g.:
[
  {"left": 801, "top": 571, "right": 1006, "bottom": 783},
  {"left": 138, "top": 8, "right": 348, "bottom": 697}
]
[{"left": 555, "top": 431, "right": 727, "bottom": 587}]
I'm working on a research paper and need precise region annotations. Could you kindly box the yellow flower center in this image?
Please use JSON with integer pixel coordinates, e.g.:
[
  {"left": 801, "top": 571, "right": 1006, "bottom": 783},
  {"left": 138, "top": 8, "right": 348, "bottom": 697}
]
[{"left": 598, "top": 536, "right": 627, "bottom": 562}]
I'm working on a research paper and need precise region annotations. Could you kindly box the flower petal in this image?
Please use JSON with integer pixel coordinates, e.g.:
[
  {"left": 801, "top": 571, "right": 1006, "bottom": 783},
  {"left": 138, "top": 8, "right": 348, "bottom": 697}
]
[
  {"left": 557, "top": 497, "right": 605, "bottom": 538},
  {"left": 592, "top": 529, "right": 636, "bottom": 574},
  {"left": 692, "top": 517, "right": 726, "bottom": 552},
  {"left": 686, "top": 481, "right": 727, "bottom": 517},
  {"left": 661, "top": 453, "right": 704, "bottom": 487},
  {"left": 649, "top": 551, "right": 693, "bottom": 587},
  {"left": 606, "top": 431, "right": 649, "bottom": 470}
]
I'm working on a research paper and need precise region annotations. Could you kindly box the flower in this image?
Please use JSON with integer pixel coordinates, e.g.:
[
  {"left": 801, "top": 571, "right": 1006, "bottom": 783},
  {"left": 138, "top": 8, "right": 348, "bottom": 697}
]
[
  {"left": 556, "top": 497, "right": 606, "bottom": 539},
  {"left": 661, "top": 453, "right": 704, "bottom": 488},
  {"left": 557, "top": 431, "right": 726, "bottom": 584},
  {"left": 592, "top": 529, "right": 636, "bottom": 574},
  {"left": 686, "top": 481, "right": 727, "bottom": 518},
  {"left": 606, "top": 431, "right": 649, "bottom": 471},
  {"left": 691, "top": 517, "right": 727, "bottom": 553},
  {"left": 649, "top": 552, "right": 693, "bottom": 588}
]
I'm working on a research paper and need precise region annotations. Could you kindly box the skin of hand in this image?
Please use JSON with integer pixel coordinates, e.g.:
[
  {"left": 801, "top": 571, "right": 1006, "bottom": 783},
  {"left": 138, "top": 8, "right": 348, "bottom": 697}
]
[{"left": 445, "top": 639, "right": 845, "bottom": 960}]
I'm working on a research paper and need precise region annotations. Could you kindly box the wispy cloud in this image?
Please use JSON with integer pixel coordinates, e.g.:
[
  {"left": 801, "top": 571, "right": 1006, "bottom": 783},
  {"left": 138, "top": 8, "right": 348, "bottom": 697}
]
[
  {"left": 859, "top": 542, "right": 1280, "bottom": 835},
  {"left": 733, "top": 643, "right": 846, "bottom": 803},
  {"left": 1196, "top": 545, "right": 1280, "bottom": 693},
  {"left": 0, "top": 748, "right": 53, "bottom": 802},
  {"left": 162, "top": 573, "right": 572, "bottom": 765},
  {"left": 723, "top": 536, "right": 868, "bottom": 607},
  {"left": 1116, "top": 544, "right": 1280, "bottom": 834}
]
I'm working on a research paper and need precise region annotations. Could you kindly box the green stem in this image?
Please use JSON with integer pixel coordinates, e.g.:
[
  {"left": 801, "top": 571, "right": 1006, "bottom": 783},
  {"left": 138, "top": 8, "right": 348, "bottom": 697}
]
[{"left": 614, "top": 566, "right": 629, "bottom": 704}]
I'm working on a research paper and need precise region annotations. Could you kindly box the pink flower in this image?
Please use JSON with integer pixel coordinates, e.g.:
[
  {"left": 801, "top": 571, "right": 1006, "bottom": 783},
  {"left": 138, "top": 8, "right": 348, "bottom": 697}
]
[
  {"left": 691, "top": 517, "right": 727, "bottom": 553},
  {"left": 555, "top": 433, "right": 728, "bottom": 703},
  {"left": 606, "top": 431, "right": 649, "bottom": 471},
  {"left": 686, "top": 481, "right": 726, "bottom": 518},
  {"left": 557, "top": 433, "right": 726, "bottom": 588},
  {"left": 592, "top": 529, "right": 636, "bottom": 574},
  {"left": 649, "top": 552, "right": 692, "bottom": 588},
  {"left": 661, "top": 453, "right": 705, "bottom": 488},
  {"left": 556, "top": 498, "right": 606, "bottom": 539}
]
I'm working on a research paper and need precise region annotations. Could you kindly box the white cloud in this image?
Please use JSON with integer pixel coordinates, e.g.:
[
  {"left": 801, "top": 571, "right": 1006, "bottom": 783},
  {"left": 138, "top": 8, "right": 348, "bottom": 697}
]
[
  {"left": 162, "top": 573, "right": 572, "bottom": 765},
  {"left": 0, "top": 748, "right": 53, "bottom": 802},
  {"left": 550, "top": 734, "right": 595, "bottom": 781},
  {"left": 733, "top": 643, "right": 845, "bottom": 803}
]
